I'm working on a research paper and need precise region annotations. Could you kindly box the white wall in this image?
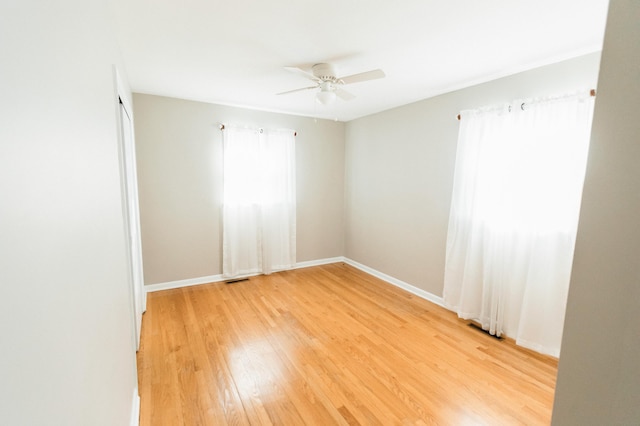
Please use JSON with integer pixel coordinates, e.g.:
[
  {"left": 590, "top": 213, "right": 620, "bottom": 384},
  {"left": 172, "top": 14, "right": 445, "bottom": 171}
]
[
  {"left": 133, "top": 94, "right": 345, "bottom": 285},
  {"left": 552, "top": 0, "right": 640, "bottom": 423},
  {"left": 0, "top": 1, "right": 138, "bottom": 424},
  {"left": 344, "top": 53, "right": 601, "bottom": 297}
]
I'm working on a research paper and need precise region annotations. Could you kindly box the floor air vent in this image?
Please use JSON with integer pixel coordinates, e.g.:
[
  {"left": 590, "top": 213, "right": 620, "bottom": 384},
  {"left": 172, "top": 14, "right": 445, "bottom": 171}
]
[
  {"left": 225, "top": 278, "right": 249, "bottom": 284},
  {"left": 468, "top": 322, "right": 504, "bottom": 340}
]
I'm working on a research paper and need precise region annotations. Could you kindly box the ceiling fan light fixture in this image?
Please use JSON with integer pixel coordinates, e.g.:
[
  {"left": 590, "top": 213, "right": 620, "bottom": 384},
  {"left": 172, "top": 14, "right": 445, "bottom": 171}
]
[{"left": 316, "top": 90, "right": 336, "bottom": 105}]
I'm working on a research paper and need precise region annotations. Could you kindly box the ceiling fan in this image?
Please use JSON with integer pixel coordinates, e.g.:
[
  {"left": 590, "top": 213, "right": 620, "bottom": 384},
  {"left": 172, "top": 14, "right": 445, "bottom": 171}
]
[{"left": 277, "top": 63, "right": 385, "bottom": 105}]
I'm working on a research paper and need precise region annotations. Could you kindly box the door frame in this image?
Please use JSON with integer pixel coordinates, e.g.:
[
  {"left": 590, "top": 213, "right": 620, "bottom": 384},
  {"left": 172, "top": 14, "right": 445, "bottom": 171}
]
[{"left": 114, "top": 67, "right": 146, "bottom": 350}]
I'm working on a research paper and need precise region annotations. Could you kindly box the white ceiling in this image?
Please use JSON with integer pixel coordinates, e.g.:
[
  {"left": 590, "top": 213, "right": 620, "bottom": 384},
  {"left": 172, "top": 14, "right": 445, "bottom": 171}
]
[{"left": 111, "top": 0, "right": 609, "bottom": 122}]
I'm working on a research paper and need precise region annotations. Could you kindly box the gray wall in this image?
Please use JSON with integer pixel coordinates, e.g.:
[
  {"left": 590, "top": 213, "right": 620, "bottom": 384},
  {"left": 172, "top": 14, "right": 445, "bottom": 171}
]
[
  {"left": 0, "top": 0, "right": 138, "bottom": 424},
  {"left": 344, "top": 52, "right": 601, "bottom": 297},
  {"left": 553, "top": 0, "right": 640, "bottom": 423},
  {"left": 133, "top": 94, "right": 345, "bottom": 285}
]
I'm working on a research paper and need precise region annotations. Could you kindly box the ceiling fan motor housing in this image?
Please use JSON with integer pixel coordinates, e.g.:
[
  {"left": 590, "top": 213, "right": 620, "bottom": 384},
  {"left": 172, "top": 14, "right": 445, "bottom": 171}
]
[{"left": 312, "top": 63, "right": 338, "bottom": 83}]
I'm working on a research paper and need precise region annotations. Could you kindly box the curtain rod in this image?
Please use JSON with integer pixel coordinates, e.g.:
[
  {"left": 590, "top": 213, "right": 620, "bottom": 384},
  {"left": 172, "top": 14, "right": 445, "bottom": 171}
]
[
  {"left": 218, "top": 123, "right": 297, "bottom": 136},
  {"left": 456, "top": 89, "right": 596, "bottom": 121}
]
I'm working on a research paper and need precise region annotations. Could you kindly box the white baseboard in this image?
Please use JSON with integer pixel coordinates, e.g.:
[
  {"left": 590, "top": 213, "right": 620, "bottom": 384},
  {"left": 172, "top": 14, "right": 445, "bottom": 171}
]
[
  {"left": 144, "top": 257, "right": 345, "bottom": 293},
  {"left": 294, "top": 256, "right": 346, "bottom": 269},
  {"left": 343, "top": 257, "right": 445, "bottom": 308},
  {"left": 143, "top": 256, "right": 445, "bottom": 310},
  {"left": 145, "top": 273, "right": 225, "bottom": 293},
  {"left": 130, "top": 388, "right": 140, "bottom": 426}
]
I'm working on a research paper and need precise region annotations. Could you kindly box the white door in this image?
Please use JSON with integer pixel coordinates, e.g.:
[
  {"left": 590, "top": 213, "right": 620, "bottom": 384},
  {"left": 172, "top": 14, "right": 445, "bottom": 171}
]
[{"left": 119, "top": 98, "right": 145, "bottom": 349}]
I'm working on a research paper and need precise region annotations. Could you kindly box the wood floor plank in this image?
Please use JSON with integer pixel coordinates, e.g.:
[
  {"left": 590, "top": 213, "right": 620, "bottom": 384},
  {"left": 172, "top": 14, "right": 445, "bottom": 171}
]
[{"left": 138, "top": 263, "right": 558, "bottom": 425}]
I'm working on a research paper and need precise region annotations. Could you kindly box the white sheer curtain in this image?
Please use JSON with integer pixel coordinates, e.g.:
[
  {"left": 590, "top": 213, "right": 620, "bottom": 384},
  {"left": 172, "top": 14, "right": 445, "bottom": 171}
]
[
  {"left": 443, "top": 92, "right": 595, "bottom": 356},
  {"left": 222, "top": 126, "right": 296, "bottom": 278}
]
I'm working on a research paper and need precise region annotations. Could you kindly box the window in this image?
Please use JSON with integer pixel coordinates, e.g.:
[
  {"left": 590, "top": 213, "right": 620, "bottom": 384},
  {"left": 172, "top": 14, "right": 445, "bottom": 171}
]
[
  {"left": 443, "top": 91, "right": 595, "bottom": 356},
  {"left": 222, "top": 126, "right": 296, "bottom": 278}
]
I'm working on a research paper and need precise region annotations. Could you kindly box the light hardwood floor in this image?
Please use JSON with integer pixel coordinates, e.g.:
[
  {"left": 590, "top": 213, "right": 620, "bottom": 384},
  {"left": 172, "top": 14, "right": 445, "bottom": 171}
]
[{"left": 137, "top": 263, "right": 558, "bottom": 425}]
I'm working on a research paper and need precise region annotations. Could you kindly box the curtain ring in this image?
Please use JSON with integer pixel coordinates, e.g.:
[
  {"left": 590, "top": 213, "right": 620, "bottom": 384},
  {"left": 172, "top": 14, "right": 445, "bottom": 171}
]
[{"left": 521, "top": 103, "right": 525, "bottom": 111}]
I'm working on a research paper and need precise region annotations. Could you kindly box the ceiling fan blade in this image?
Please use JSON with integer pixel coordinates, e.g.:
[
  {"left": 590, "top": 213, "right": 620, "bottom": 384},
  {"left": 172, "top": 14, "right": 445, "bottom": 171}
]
[
  {"left": 284, "top": 66, "right": 320, "bottom": 82},
  {"left": 276, "top": 86, "right": 317, "bottom": 96},
  {"left": 338, "top": 69, "right": 385, "bottom": 85},
  {"left": 335, "top": 87, "right": 356, "bottom": 101}
]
